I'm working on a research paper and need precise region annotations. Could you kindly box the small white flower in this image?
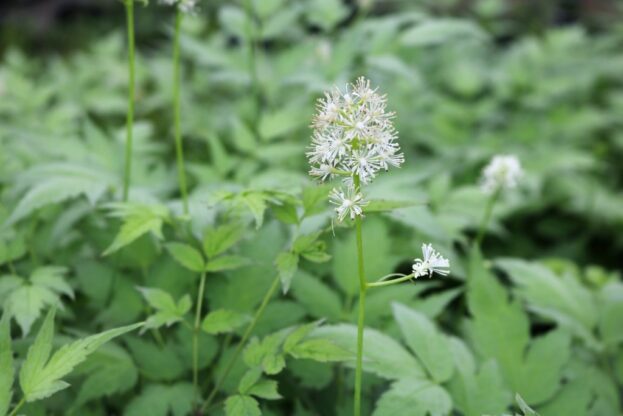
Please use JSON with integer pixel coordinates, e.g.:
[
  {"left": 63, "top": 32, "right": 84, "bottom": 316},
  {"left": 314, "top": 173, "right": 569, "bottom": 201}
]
[
  {"left": 480, "top": 154, "right": 523, "bottom": 194},
  {"left": 179, "top": 0, "right": 198, "bottom": 13},
  {"left": 329, "top": 188, "right": 367, "bottom": 222},
  {"left": 412, "top": 243, "right": 450, "bottom": 278},
  {"left": 159, "top": 0, "right": 198, "bottom": 13}
]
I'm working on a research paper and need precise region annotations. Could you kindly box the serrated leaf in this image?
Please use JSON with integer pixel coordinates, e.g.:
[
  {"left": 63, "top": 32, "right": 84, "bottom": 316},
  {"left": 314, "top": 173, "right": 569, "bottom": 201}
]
[
  {"left": 225, "top": 394, "right": 261, "bottom": 416},
  {"left": 165, "top": 242, "right": 205, "bottom": 273},
  {"left": 203, "top": 222, "right": 246, "bottom": 259},
  {"left": 310, "top": 324, "right": 425, "bottom": 380},
  {"left": 446, "top": 338, "right": 511, "bottom": 416},
  {"left": 467, "top": 248, "right": 570, "bottom": 406},
  {"left": 1, "top": 267, "right": 72, "bottom": 336},
  {"left": 242, "top": 193, "right": 267, "bottom": 229},
  {"left": 6, "top": 164, "right": 110, "bottom": 226},
  {"left": 74, "top": 343, "right": 138, "bottom": 407},
  {"left": 248, "top": 379, "right": 281, "bottom": 400},
  {"left": 288, "top": 339, "right": 352, "bottom": 362},
  {"left": 103, "top": 203, "right": 169, "bottom": 256},
  {"left": 372, "top": 378, "right": 452, "bottom": 416},
  {"left": 205, "top": 255, "right": 251, "bottom": 273},
  {"left": 275, "top": 251, "right": 299, "bottom": 294},
  {"left": 392, "top": 303, "right": 454, "bottom": 383},
  {"left": 20, "top": 311, "right": 141, "bottom": 402},
  {"left": 137, "top": 287, "right": 177, "bottom": 312},
  {"left": 302, "top": 185, "right": 330, "bottom": 217},
  {"left": 0, "top": 313, "right": 14, "bottom": 416},
  {"left": 124, "top": 383, "right": 194, "bottom": 416},
  {"left": 238, "top": 368, "right": 262, "bottom": 395},
  {"left": 202, "top": 309, "right": 250, "bottom": 335},
  {"left": 283, "top": 321, "right": 323, "bottom": 353}
]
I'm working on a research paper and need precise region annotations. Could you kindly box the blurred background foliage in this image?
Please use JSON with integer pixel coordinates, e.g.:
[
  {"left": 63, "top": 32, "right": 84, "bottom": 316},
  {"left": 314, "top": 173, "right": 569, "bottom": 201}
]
[{"left": 0, "top": 0, "right": 622, "bottom": 415}]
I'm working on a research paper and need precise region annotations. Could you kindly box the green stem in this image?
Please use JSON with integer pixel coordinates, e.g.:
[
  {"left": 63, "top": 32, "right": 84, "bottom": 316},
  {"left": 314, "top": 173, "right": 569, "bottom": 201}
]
[
  {"left": 242, "top": 0, "right": 261, "bottom": 126},
  {"left": 172, "top": 9, "right": 189, "bottom": 215},
  {"left": 193, "top": 271, "right": 207, "bottom": 403},
  {"left": 201, "top": 275, "right": 280, "bottom": 412},
  {"left": 8, "top": 398, "right": 25, "bottom": 416},
  {"left": 475, "top": 188, "right": 500, "bottom": 246},
  {"left": 122, "top": 0, "right": 136, "bottom": 201},
  {"left": 367, "top": 274, "right": 414, "bottom": 288},
  {"left": 353, "top": 175, "right": 366, "bottom": 416}
]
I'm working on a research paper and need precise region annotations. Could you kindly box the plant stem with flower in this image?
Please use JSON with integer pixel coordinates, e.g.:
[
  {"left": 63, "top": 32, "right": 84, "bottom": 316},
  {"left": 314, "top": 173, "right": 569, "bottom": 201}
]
[
  {"left": 172, "top": 7, "right": 189, "bottom": 215},
  {"left": 122, "top": 0, "right": 136, "bottom": 201}
]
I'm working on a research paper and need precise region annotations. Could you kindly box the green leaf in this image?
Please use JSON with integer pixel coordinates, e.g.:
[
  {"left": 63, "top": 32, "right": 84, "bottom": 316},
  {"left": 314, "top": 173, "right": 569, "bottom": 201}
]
[
  {"left": 248, "top": 379, "right": 281, "bottom": 400},
  {"left": 5, "top": 163, "right": 111, "bottom": 226},
  {"left": 103, "top": 203, "right": 169, "bottom": 256},
  {"left": 138, "top": 288, "right": 190, "bottom": 330},
  {"left": 291, "top": 271, "right": 342, "bottom": 322},
  {"left": 310, "top": 324, "right": 425, "bottom": 380},
  {"left": 0, "top": 314, "right": 14, "bottom": 416},
  {"left": 302, "top": 185, "right": 330, "bottom": 217},
  {"left": 496, "top": 259, "right": 597, "bottom": 334},
  {"left": 165, "top": 242, "right": 205, "bottom": 273},
  {"left": 275, "top": 251, "right": 299, "bottom": 294},
  {"left": 1, "top": 267, "right": 72, "bottom": 336},
  {"left": 446, "top": 338, "right": 511, "bottom": 416},
  {"left": 372, "top": 378, "right": 452, "bottom": 416},
  {"left": 124, "top": 383, "right": 194, "bottom": 416},
  {"left": 20, "top": 310, "right": 141, "bottom": 402},
  {"left": 126, "top": 337, "right": 185, "bottom": 381},
  {"left": 202, "top": 309, "right": 250, "bottom": 335},
  {"left": 242, "top": 193, "right": 268, "bottom": 229},
  {"left": 400, "top": 18, "right": 487, "bottom": 47},
  {"left": 364, "top": 199, "right": 425, "bottom": 213},
  {"left": 73, "top": 343, "right": 138, "bottom": 407},
  {"left": 466, "top": 248, "right": 570, "bottom": 406},
  {"left": 392, "top": 303, "right": 454, "bottom": 383},
  {"left": 598, "top": 281, "right": 623, "bottom": 347},
  {"left": 288, "top": 339, "right": 352, "bottom": 362},
  {"left": 203, "top": 222, "right": 246, "bottom": 259},
  {"left": 205, "top": 255, "right": 251, "bottom": 273},
  {"left": 225, "top": 394, "right": 261, "bottom": 416},
  {"left": 238, "top": 368, "right": 262, "bottom": 395}
]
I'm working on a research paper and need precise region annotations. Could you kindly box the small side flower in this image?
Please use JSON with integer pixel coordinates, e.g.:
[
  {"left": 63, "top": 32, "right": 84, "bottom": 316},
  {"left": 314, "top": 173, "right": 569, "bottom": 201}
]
[
  {"left": 329, "top": 188, "right": 368, "bottom": 222},
  {"left": 412, "top": 243, "right": 450, "bottom": 278}
]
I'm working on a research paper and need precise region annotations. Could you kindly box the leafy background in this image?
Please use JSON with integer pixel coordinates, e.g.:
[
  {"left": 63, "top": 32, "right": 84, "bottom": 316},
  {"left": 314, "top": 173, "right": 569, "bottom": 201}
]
[{"left": 0, "top": 0, "right": 622, "bottom": 415}]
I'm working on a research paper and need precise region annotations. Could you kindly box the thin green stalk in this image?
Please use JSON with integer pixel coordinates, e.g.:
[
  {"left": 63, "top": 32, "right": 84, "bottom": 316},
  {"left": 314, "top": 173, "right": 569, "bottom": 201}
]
[
  {"left": 353, "top": 175, "right": 367, "bottom": 416},
  {"left": 193, "top": 271, "right": 208, "bottom": 402},
  {"left": 122, "top": 0, "right": 136, "bottom": 201},
  {"left": 172, "top": 9, "right": 189, "bottom": 215},
  {"left": 242, "top": 0, "right": 261, "bottom": 125},
  {"left": 367, "top": 274, "right": 413, "bottom": 288},
  {"left": 8, "top": 398, "right": 25, "bottom": 416},
  {"left": 475, "top": 188, "right": 500, "bottom": 246},
  {"left": 201, "top": 275, "right": 280, "bottom": 412}
]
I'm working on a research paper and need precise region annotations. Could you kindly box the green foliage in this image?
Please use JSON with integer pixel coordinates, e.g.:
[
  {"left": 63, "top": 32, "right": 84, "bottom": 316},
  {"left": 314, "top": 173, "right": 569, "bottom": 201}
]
[
  {"left": 1, "top": 0, "right": 622, "bottom": 414},
  {"left": 0, "top": 314, "right": 14, "bottom": 416},
  {"left": 19, "top": 309, "right": 141, "bottom": 402},
  {"left": 0, "top": 267, "right": 72, "bottom": 336}
]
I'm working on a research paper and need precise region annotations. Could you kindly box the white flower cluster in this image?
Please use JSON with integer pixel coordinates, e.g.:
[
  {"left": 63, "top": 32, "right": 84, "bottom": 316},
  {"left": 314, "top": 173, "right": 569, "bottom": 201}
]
[
  {"left": 308, "top": 77, "right": 404, "bottom": 222},
  {"left": 480, "top": 154, "right": 523, "bottom": 194},
  {"left": 412, "top": 243, "right": 450, "bottom": 278},
  {"left": 159, "top": 0, "right": 198, "bottom": 14}
]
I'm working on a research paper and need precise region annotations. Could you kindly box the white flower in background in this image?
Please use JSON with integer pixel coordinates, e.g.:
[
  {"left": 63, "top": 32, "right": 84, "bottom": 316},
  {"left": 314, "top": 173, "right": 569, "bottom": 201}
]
[
  {"left": 308, "top": 77, "right": 403, "bottom": 221},
  {"left": 329, "top": 188, "right": 368, "bottom": 222},
  {"left": 159, "top": 0, "right": 198, "bottom": 13},
  {"left": 480, "top": 154, "right": 523, "bottom": 194},
  {"left": 412, "top": 243, "right": 450, "bottom": 278}
]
